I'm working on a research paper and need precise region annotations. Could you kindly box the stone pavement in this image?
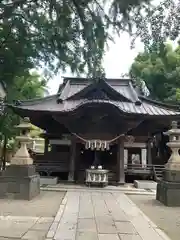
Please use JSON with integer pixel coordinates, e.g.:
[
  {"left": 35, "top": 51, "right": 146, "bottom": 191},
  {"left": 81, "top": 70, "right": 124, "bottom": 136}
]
[
  {"left": 0, "top": 191, "right": 65, "bottom": 240},
  {"left": 0, "top": 216, "right": 53, "bottom": 240},
  {"left": 46, "top": 191, "right": 171, "bottom": 240},
  {"left": 129, "top": 194, "right": 180, "bottom": 240}
]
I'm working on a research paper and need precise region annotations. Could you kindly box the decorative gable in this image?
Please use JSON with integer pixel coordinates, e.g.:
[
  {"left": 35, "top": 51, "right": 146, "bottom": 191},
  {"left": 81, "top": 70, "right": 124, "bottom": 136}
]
[
  {"left": 86, "top": 88, "right": 111, "bottom": 100},
  {"left": 66, "top": 79, "right": 132, "bottom": 102}
]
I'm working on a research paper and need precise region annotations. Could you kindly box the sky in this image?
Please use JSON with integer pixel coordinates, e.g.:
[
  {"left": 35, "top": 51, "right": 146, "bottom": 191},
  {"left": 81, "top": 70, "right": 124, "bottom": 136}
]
[
  {"left": 46, "top": 0, "right": 162, "bottom": 94},
  {"left": 47, "top": 32, "right": 144, "bottom": 95}
]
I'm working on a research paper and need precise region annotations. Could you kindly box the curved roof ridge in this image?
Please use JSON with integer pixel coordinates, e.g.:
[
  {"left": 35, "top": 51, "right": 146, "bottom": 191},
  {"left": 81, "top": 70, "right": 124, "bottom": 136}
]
[{"left": 9, "top": 97, "right": 180, "bottom": 116}]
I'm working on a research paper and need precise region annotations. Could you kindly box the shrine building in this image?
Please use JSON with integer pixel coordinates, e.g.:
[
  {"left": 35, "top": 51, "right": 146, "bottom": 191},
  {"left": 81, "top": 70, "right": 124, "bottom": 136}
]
[{"left": 10, "top": 77, "right": 180, "bottom": 184}]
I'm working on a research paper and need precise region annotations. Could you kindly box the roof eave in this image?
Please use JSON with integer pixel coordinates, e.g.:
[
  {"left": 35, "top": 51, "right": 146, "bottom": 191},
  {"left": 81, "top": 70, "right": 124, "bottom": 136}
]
[
  {"left": 9, "top": 100, "right": 180, "bottom": 119},
  {"left": 139, "top": 95, "right": 179, "bottom": 110}
]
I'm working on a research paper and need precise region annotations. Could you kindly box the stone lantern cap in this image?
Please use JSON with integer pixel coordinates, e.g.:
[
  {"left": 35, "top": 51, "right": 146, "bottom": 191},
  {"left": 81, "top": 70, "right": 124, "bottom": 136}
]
[
  {"left": 15, "top": 117, "right": 33, "bottom": 131},
  {"left": 164, "top": 121, "right": 180, "bottom": 136}
]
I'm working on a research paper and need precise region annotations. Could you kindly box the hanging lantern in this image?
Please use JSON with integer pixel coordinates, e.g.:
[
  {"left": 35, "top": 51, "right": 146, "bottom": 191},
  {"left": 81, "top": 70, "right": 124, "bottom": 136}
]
[
  {"left": 106, "top": 142, "right": 110, "bottom": 150},
  {"left": 83, "top": 139, "right": 111, "bottom": 151},
  {"left": 101, "top": 143, "right": 105, "bottom": 151},
  {"left": 94, "top": 140, "right": 97, "bottom": 149},
  {"left": 85, "top": 141, "right": 89, "bottom": 149},
  {"left": 96, "top": 140, "right": 101, "bottom": 151},
  {"left": 101, "top": 141, "right": 105, "bottom": 151},
  {"left": 91, "top": 141, "right": 95, "bottom": 150}
]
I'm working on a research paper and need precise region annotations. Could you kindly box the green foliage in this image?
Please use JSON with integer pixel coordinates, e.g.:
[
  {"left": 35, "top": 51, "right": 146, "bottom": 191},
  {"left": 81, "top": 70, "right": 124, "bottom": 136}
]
[
  {"left": 130, "top": 43, "right": 180, "bottom": 103},
  {"left": 30, "top": 125, "right": 44, "bottom": 138},
  {"left": 4, "top": 138, "right": 15, "bottom": 150},
  {"left": 129, "top": 0, "right": 180, "bottom": 103},
  {"left": 131, "top": 0, "right": 180, "bottom": 51},
  {"left": 0, "top": 0, "right": 151, "bottom": 81},
  {"left": 0, "top": 72, "right": 47, "bottom": 140},
  {"left": 7, "top": 71, "right": 47, "bottom": 102}
]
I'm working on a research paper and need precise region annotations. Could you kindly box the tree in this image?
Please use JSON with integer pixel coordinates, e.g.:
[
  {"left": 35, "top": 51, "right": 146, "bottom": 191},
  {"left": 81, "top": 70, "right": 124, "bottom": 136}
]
[
  {"left": 130, "top": 43, "right": 180, "bottom": 103},
  {"left": 0, "top": 0, "right": 151, "bottom": 83},
  {"left": 7, "top": 71, "right": 47, "bottom": 102},
  {"left": 0, "top": 71, "right": 47, "bottom": 140},
  {"left": 129, "top": 0, "right": 180, "bottom": 103},
  {"left": 131, "top": 0, "right": 180, "bottom": 51},
  {"left": 0, "top": 70, "right": 47, "bottom": 168}
]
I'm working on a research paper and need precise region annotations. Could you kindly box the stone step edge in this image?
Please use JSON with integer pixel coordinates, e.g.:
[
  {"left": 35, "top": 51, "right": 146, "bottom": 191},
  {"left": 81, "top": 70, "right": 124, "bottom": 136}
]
[
  {"left": 45, "top": 192, "right": 67, "bottom": 240},
  {"left": 41, "top": 185, "right": 149, "bottom": 192},
  {"left": 40, "top": 187, "right": 156, "bottom": 195}
]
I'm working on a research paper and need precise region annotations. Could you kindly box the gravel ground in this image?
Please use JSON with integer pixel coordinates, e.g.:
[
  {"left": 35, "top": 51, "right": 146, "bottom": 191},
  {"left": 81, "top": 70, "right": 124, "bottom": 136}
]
[
  {"left": 0, "top": 190, "right": 66, "bottom": 217},
  {"left": 128, "top": 194, "right": 180, "bottom": 240}
]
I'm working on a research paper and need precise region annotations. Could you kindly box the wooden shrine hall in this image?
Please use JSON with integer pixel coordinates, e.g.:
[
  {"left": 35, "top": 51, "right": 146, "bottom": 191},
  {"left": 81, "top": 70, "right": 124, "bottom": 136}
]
[{"left": 10, "top": 77, "right": 180, "bottom": 185}]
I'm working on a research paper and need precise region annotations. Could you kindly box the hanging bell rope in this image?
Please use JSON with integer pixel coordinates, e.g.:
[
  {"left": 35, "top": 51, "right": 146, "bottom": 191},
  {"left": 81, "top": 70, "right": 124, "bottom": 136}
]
[
  {"left": 71, "top": 132, "right": 123, "bottom": 143},
  {"left": 71, "top": 132, "right": 124, "bottom": 150},
  {"left": 60, "top": 118, "right": 144, "bottom": 151}
]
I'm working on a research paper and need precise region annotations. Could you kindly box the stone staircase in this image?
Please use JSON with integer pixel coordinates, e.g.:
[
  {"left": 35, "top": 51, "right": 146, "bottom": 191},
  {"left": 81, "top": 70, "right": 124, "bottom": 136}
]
[{"left": 153, "top": 165, "right": 165, "bottom": 182}]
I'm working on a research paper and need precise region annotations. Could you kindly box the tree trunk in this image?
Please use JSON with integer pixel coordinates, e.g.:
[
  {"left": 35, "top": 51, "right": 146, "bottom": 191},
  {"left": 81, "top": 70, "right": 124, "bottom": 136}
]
[{"left": 1, "top": 135, "right": 7, "bottom": 170}]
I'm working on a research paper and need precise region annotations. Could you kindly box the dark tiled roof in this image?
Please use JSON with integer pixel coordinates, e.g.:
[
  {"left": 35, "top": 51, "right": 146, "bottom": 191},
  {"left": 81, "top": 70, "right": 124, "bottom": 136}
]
[
  {"left": 59, "top": 78, "right": 139, "bottom": 102},
  {"left": 13, "top": 97, "right": 180, "bottom": 116},
  {"left": 59, "top": 81, "right": 88, "bottom": 100},
  {"left": 107, "top": 80, "right": 139, "bottom": 102},
  {"left": 11, "top": 77, "right": 180, "bottom": 117}
]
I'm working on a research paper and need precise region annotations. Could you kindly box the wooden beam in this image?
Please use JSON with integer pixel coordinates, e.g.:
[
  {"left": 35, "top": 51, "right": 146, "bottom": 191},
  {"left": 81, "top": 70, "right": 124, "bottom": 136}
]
[{"left": 147, "top": 138, "right": 152, "bottom": 165}]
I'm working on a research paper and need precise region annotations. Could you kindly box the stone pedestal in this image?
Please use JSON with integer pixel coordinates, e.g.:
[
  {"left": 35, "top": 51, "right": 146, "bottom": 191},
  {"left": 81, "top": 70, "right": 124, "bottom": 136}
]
[
  {"left": 156, "top": 169, "right": 180, "bottom": 206},
  {"left": 0, "top": 117, "right": 40, "bottom": 200},
  {"left": 40, "top": 176, "right": 58, "bottom": 186},
  {"left": 0, "top": 165, "right": 40, "bottom": 200},
  {"left": 156, "top": 180, "right": 180, "bottom": 207},
  {"left": 134, "top": 180, "right": 157, "bottom": 189},
  {"left": 156, "top": 121, "right": 180, "bottom": 206}
]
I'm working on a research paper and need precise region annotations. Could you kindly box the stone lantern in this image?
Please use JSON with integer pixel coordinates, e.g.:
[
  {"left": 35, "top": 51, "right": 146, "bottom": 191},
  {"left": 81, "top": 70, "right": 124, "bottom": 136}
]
[
  {"left": 11, "top": 117, "right": 34, "bottom": 165},
  {"left": 156, "top": 121, "right": 180, "bottom": 206},
  {"left": 164, "top": 121, "right": 180, "bottom": 171},
  {"left": 0, "top": 117, "right": 40, "bottom": 200}
]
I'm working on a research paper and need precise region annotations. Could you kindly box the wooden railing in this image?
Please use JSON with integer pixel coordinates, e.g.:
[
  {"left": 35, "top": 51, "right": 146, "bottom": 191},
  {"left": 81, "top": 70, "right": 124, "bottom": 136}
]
[
  {"left": 124, "top": 164, "right": 153, "bottom": 176},
  {"left": 124, "top": 164, "right": 165, "bottom": 181},
  {"left": 32, "top": 152, "right": 70, "bottom": 176},
  {"left": 31, "top": 152, "right": 165, "bottom": 181}
]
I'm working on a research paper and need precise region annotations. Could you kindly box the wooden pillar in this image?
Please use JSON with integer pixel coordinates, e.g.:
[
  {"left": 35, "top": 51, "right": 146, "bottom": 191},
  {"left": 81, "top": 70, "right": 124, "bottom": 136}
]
[
  {"left": 124, "top": 149, "right": 128, "bottom": 170},
  {"left": 68, "top": 137, "right": 76, "bottom": 182},
  {"left": 147, "top": 138, "right": 152, "bottom": 165},
  {"left": 141, "top": 148, "right": 147, "bottom": 167},
  {"left": 117, "top": 138, "right": 125, "bottom": 185},
  {"left": 44, "top": 138, "right": 49, "bottom": 155}
]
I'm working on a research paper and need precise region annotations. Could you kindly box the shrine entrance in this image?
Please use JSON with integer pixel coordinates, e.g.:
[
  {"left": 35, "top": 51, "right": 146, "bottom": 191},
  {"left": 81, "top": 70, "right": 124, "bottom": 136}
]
[{"left": 75, "top": 142, "right": 117, "bottom": 184}]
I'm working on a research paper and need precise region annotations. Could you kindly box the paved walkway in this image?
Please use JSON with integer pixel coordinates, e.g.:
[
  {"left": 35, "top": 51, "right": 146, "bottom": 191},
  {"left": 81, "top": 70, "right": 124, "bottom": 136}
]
[
  {"left": 0, "top": 191, "right": 65, "bottom": 240},
  {"left": 0, "top": 216, "right": 53, "bottom": 240},
  {"left": 46, "top": 191, "right": 171, "bottom": 240},
  {"left": 129, "top": 194, "right": 180, "bottom": 240}
]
